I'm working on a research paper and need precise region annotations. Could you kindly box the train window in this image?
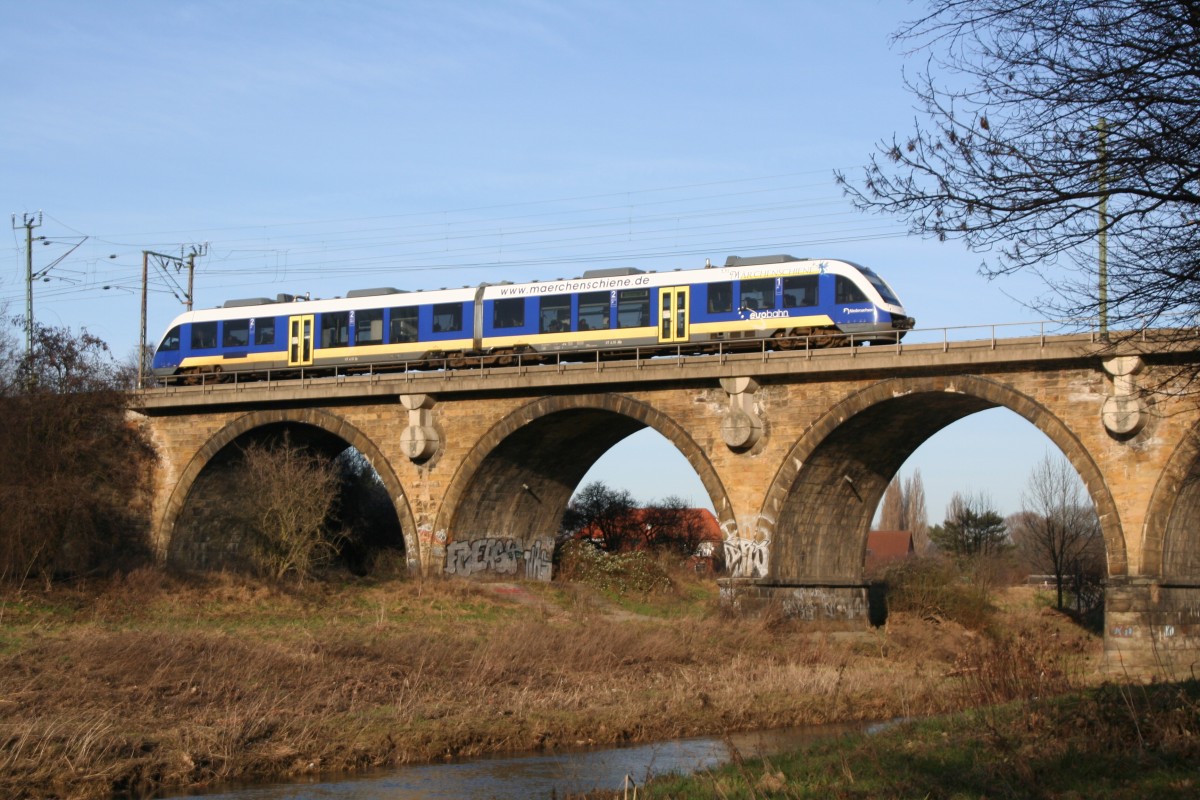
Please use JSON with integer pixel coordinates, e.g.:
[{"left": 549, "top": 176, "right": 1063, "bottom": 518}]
[
  {"left": 540, "top": 295, "right": 570, "bottom": 333},
  {"left": 254, "top": 317, "right": 276, "bottom": 346},
  {"left": 390, "top": 306, "right": 419, "bottom": 343},
  {"left": 783, "top": 275, "right": 819, "bottom": 308},
  {"left": 191, "top": 321, "right": 217, "bottom": 350},
  {"left": 577, "top": 291, "right": 609, "bottom": 331},
  {"left": 223, "top": 319, "right": 250, "bottom": 348},
  {"left": 740, "top": 278, "right": 776, "bottom": 311},
  {"left": 707, "top": 282, "right": 733, "bottom": 313},
  {"left": 433, "top": 303, "right": 463, "bottom": 333},
  {"left": 493, "top": 298, "right": 525, "bottom": 329},
  {"left": 159, "top": 326, "right": 181, "bottom": 352},
  {"left": 321, "top": 311, "right": 350, "bottom": 348},
  {"left": 356, "top": 308, "right": 385, "bottom": 345},
  {"left": 836, "top": 275, "right": 868, "bottom": 304},
  {"left": 617, "top": 289, "right": 650, "bottom": 328},
  {"left": 675, "top": 291, "right": 687, "bottom": 339}
]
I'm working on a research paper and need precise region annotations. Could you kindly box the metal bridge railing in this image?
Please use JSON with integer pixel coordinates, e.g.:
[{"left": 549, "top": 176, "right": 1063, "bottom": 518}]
[{"left": 140, "top": 318, "right": 1152, "bottom": 393}]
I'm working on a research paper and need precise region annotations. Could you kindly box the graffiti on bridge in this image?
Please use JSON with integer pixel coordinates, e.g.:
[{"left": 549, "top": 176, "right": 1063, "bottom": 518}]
[
  {"left": 445, "top": 536, "right": 554, "bottom": 581},
  {"left": 724, "top": 535, "right": 769, "bottom": 578},
  {"left": 781, "top": 588, "right": 867, "bottom": 621}
]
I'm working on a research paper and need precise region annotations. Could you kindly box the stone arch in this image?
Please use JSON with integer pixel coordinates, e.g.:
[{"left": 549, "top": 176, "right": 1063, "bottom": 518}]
[
  {"left": 159, "top": 407, "right": 419, "bottom": 571},
  {"left": 431, "top": 392, "right": 733, "bottom": 578},
  {"left": 755, "top": 374, "right": 1124, "bottom": 584},
  {"left": 1145, "top": 423, "right": 1200, "bottom": 580}
]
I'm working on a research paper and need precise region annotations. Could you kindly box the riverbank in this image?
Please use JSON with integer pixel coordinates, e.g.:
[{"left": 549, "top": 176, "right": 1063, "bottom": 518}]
[
  {"left": 0, "top": 567, "right": 1099, "bottom": 799},
  {"left": 583, "top": 679, "right": 1200, "bottom": 799}
]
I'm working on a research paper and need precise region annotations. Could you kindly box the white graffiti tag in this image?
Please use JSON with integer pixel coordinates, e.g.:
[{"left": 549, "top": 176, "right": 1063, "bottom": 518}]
[
  {"left": 781, "top": 588, "right": 867, "bottom": 620},
  {"left": 723, "top": 536, "right": 770, "bottom": 578},
  {"left": 525, "top": 539, "right": 553, "bottom": 581},
  {"left": 444, "top": 536, "right": 555, "bottom": 581},
  {"left": 446, "top": 537, "right": 521, "bottom": 576}
]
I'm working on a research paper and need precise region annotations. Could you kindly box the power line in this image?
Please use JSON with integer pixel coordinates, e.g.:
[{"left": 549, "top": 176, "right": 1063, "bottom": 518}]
[
  {"left": 1, "top": 175, "right": 907, "bottom": 308},
  {"left": 2, "top": 177, "right": 863, "bottom": 265},
  {"left": 80, "top": 169, "right": 847, "bottom": 243}
]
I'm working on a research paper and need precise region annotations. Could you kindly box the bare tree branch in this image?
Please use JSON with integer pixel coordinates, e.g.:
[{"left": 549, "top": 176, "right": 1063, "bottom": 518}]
[
  {"left": 838, "top": 0, "right": 1200, "bottom": 329},
  {"left": 1010, "top": 452, "right": 1104, "bottom": 611}
]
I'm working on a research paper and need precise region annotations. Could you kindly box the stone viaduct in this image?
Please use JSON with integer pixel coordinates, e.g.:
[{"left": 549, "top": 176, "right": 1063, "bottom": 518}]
[{"left": 133, "top": 332, "right": 1200, "bottom": 673}]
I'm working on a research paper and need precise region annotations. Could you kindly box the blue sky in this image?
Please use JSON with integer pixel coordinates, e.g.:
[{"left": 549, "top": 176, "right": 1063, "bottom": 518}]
[{"left": 3, "top": 1, "right": 1073, "bottom": 521}]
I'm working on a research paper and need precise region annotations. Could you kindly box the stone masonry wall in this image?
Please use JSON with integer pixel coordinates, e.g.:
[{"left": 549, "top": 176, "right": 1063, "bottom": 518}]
[{"left": 139, "top": 347, "right": 1200, "bottom": 671}]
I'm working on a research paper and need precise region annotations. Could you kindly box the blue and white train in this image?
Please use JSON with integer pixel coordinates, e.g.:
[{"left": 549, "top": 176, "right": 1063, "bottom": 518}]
[{"left": 150, "top": 254, "right": 915, "bottom": 381}]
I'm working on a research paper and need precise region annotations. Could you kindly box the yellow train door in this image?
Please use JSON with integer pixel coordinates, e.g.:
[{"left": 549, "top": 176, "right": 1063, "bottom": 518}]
[
  {"left": 288, "top": 314, "right": 314, "bottom": 366},
  {"left": 658, "top": 286, "right": 690, "bottom": 343}
]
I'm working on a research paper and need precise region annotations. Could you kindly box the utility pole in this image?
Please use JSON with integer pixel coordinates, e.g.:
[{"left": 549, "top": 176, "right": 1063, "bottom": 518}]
[
  {"left": 139, "top": 251, "right": 149, "bottom": 390},
  {"left": 184, "top": 243, "right": 208, "bottom": 312},
  {"left": 11, "top": 211, "right": 42, "bottom": 363},
  {"left": 139, "top": 245, "right": 206, "bottom": 388},
  {"left": 1097, "top": 117, "right": 1109, "bottom": 341}
]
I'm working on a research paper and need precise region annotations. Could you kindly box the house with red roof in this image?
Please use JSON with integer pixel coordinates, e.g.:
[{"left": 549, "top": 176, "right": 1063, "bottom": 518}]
[{"left": 865, "top": 530, "right": 915, "bottom": 573}]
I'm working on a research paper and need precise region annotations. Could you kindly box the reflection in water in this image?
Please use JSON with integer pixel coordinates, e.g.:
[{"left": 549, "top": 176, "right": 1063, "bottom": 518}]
[{"left": 178, "top": 723, "right": 871, "bottom": 800}]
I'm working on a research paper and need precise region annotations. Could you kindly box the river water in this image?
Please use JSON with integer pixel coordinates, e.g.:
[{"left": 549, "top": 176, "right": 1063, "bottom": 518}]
[{"left": 172, "top": 722, "right": 875, "bottom": 800}]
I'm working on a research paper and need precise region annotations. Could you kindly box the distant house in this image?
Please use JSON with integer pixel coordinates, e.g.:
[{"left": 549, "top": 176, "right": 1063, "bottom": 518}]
[
  {"left": 575, "top": 507, "right": 725, "bottom": 571},
  {"left": 866, "top": 530, "right": 914, "bottom": 572},
  {"left": 679, "top": 508, "right": 724, "bottom": 573}
]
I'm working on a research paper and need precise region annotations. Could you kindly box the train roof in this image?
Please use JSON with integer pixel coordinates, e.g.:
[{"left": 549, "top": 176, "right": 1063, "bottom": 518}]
[
  {"left": 477, "top": 257, "right": 864, "bottom": 300},
  {"left": 162, "top": 256, "right": 882, "bottom": 332},
  {"left": 163, "top": 285, "right": 478, "bottom": 329}
]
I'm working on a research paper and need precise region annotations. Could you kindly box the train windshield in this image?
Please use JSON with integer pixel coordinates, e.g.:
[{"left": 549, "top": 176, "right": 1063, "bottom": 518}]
[
  {"left": 157, "top": 326, "right": 181, "bottom": 352},
  {"left": 858, "top": 267, "right": 901, "bottom": 305}
]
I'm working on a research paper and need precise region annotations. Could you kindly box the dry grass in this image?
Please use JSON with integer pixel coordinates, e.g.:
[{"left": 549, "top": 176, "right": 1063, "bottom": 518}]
[{"left": 0, "top": 570, "right": 1101, "bottom": 799}]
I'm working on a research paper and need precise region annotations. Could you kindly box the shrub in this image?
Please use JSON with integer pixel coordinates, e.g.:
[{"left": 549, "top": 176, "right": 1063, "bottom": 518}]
[
  {"left": 0, "top": 323, "right": 154, "bottom": 585},
  {"left": 555, "top": 540, "right": 672, "bottom": 596},
  {"left": 878, "top": 555, "right": 995, "bottom": 630},
  {"left": 952, "top": 629, "right": 1077, "bottom": 707},
  {"left": 235, "top": 435, "right": 343, "bottom": 582}
]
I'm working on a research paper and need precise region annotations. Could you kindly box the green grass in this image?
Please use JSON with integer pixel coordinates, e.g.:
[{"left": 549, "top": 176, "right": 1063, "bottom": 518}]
[
  {"left": 615, "top": 682, "right": 1200, "bottom": 799},
  {"left": 602, "top": 582, "right": 716, "bottom": 618}
]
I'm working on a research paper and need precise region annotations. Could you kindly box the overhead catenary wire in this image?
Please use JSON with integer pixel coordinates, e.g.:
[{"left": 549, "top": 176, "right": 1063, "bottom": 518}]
[{"left": 2, "top": 172, "right": 907, "bottom": 307}]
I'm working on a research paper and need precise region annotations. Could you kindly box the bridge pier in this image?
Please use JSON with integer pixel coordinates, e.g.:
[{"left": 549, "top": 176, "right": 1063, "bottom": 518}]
[
  {"left": 718, "top": 579, "right": 884, "bottom": 628},
  {"left": 1105, "top": 577, "right": 1200, "bottom": 677}
]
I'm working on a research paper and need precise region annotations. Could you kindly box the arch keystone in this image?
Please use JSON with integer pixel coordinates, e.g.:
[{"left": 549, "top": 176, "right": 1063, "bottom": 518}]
[{"left": 399, "top": 393, "right": 441, "bottom": 461}]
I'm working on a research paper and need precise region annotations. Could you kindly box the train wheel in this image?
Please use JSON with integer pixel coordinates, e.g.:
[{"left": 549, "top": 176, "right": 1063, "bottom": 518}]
[{"left": 770, "top": 330, "right": 798, "bottom": 350}]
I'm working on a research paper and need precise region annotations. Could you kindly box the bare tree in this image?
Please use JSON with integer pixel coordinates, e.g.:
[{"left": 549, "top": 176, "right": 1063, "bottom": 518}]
[
  {"left": 878, "top": 470, "right": 929, "bottom": 553},
  {"left": 879, "top": 477, "right": 906, "bottom": 531},
  {"left": 904, "top": 470, "right": 930, "bottom": 554},
  {"left": 330, "top": 447, "right": 404, "bottom": 574},
  {"left": 642, "top": 495, "right": 712, "bottom": 558},
  {"left": 1011, "top": 453, "right": 1105, "bottom": 611},
  {"left": 560, "top": 481, "right": 640, "bottom": 552},
  {"left": 236, "top": 434, "right": 343, "bottom": 582},
  {"left": 838, "top": 1, "right": 1200, "bottom": 339},
  {"left": 0, "top": 322, "right": 154, "bottom": 584},
  {"left": 0, "top": 318, "right": 18, "bottom": 397}
]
